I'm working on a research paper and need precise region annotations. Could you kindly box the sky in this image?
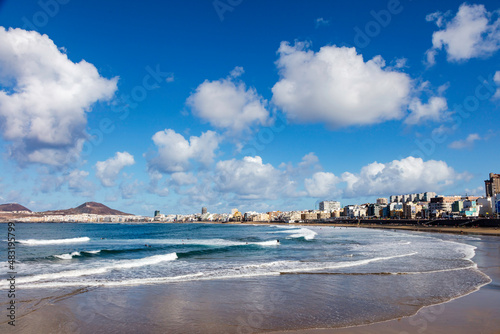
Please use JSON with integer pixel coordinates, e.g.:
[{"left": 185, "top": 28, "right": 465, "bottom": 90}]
[{"left": 0, "top": 0, "right": 498, "bottom": 216}]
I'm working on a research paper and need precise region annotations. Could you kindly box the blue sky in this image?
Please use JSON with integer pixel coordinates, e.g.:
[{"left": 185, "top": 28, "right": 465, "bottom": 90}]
[{"left": 0, "top": 0, "right": 498, "bottom": 215}]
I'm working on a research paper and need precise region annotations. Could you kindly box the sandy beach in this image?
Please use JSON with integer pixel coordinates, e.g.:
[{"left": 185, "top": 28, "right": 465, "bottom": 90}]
[{"left": 2, "top": 225, "right": 499, "bottom": 334}]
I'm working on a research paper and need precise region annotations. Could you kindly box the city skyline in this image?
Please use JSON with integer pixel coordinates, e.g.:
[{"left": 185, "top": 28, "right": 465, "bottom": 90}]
[
  {"left": 0, "top": 1, "right": 499, "bottom": 215},
  {"left": 3, "top": 172, "right": 498, "bottom": 220}
]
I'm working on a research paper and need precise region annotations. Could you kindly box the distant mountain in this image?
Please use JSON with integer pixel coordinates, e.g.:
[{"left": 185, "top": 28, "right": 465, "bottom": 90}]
[
  {"left": 44, "top": 202, "right": 132, "bottom": 216},
  {"left": 0, "top": 203, "right": 31, "bottom": 212}
]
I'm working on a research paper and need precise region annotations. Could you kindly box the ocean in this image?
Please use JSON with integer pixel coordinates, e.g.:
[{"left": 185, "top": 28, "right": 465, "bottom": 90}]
[{"left": 0, "top": 222, "right": 492, "bottom": 333}]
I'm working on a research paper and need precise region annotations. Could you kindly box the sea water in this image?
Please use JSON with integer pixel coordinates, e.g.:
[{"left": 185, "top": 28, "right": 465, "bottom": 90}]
[{"left": 0, "top": 223, "right": 491, "bottom": 332}]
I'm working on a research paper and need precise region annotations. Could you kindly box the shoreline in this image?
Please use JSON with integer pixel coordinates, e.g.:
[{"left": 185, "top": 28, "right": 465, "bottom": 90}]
[{"left": 205, "top": 220, "right": 500, "bottom": 236}]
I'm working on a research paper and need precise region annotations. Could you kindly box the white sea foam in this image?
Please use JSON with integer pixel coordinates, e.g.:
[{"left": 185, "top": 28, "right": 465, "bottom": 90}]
[
  {"left": 268, "top": 252, "right": 419, "bottom": 273},
  {"left": 18, "top": 237, "right": 90, "bottom": 245},
  {"left": 54, "top": 251, "right": 81, "bottom": 260},
  {"left": 12, "top": 251, "right": 484, "bottom": 290},
  {"left": 242, "top": 260, "right": 292, "bottom": 269},
  {"left": 16, "top": 263, "right": 484, "bottom": 289},
  {"left": 431, "top": 237, "right": 477, "bottom": 261},
  {"left": 290, "top": 252, "right": 418, "bottom": 272},
  {"left": 256, "top": 240, "right": 280, "bottom": 246},
  {"left": 240, "top": 253, "right": 418, "bottom": 274},
  {"left": 460, "top": 245, "right": 476, "bottom": 261},
  {"left": 13, "top": 252, "right": 178, "bottom": 285},
  {"left": 18, "top": 271, "right": 283, "bottom": 289},
  {"left": 269, "top": 227, "right": 317, "bottom": 240},
  {"left": 289, "top": 228, "right": 317, "bottom": 240},
  {"left": 53, "top": 249, "right": 100, "bottom": 260},
  {"left": 16, "top": 253, "right": 419, "bottom": 289},
  {"left": 19, "top": 272, "right": 205, "bottom": 289}
]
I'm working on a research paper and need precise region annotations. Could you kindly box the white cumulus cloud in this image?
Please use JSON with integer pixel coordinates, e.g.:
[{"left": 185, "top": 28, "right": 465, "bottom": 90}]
[
  {"left": 449, "top": 133, "right": 481, "bottom": 149},
  {"left": 405, "top": 96, "right": 450, "bottom": 125},
  {"left": 170, "top": 172, "right": 197, "bottom": 186},
  {"left": 147, "top": 170, "right": 169, "bottom": 197},
  {"left": 342, "top": 156, "right": 459, "bottom": 198},
  {"left": 426, "top": 3, "right": 500, "bottom": 64},
  {"left": 95, "top": 152, "right": 135, "bottom": 187},
  {"left": 214, "top": 156, "right": 295, "bottom": 200},
  {"left": 67, "top": 169, "right": 96, "bottom": 197},
  {"left": 271, "top": 42, "right": 411, "bottom": 128},
  {"left": 304, "top": 172, "right": 340, "bottom": 198},
  {"left": 187, "top": 68, "right": 271, "bottom": 135},
  {"left": 36, "top": 168, "right": 96, "bottom": 197},
  {"left": 148, "top": 129, "right": 220, "bottom": 173},
  {"left": 0, "top": 27, "right": 118, "bottom": 166}
]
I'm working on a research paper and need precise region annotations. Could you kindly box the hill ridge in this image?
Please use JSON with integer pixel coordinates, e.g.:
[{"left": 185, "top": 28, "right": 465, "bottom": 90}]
[
  {"left": 0, "top": 203, "right": 31, "bottom": 212},
  {"left": 43, "top": 201, "right": 132, "bottom": 216}
]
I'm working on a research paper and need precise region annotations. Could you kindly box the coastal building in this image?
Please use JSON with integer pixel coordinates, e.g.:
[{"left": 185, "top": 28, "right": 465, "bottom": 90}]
[
  {"left": 244, "top": 211, "right": 258, "bottom": 221},
  {"left": 252, "top": 213, "right": 269, "bottom": 222},
  {"left": 154, "top": 210, "right": 160, "bottom": 217},
  {"left": 376, "top": 198, "right": 388, "bottom": 205},
  {"left": 381, "top": 206, "right": 390, "bottom": 218},
  {"left": 267, "top": 211, "right": 281, "bottom": 221},
  {"left": 343, "top": 205, "right": 367, "bottom": 218},
  {"left": 283, "top": 211, "right": 302, "bottom": 223},
  {"left": 477, "top": 198, "right": 493, "bottom": 216},
  {"left": 422, "top": 192, "right": 437, "bottom": 202},
  {"left": 390, "top": 192, "right": 436, "bottom": 203},
  {"left": 301, "top": 212, "right": 318, "bottom": 221},
  {"left": 154, "top": 213, "right": 166, "bottom": 221},
  {"left": 317, "top": 212, "right": 330, "bottom": 220},
  {"left": 419, "top": 202, "right": 429, "bottom": 218},
  {"left": 388, "top": 202, "right": 403, "bottom": 211},
  {"left": 319, "top": 201, "right": 341, "bottom": 212},
  {"left": 202, "top": 207, "right": 207, "bottom": 214},
  {"left": 391, "top": 210, "right": 403, "bottom": 218},
  {"left": 367, "top": 204, "right": 384, "bottom": 217},
  {"left": 389, "top": 195, "right": 403, "bottom": 203},
  {"left": 485, "top": 173, "right": 500, "bottom": 197},
  {"left": 462, "top": 200, "right": 479, "bottom": 217},
  {"left": 403, "top": 203, "right": 422, "bottom": 219},
  {"left": 331, "top": 210, "right": 341, "bottom": 218},
  {"left": 452, "top": 200, "right": 464, "bottom": 214},
  {"left": 231, "top": 210, "right": 242, "bottom": 221},
  {"left": 402, "top": 194, "right": 417, "bottom": 203},
  {"left": 429, "top": 196, "right": 461, "bottom": 215},
  {"left": 495, "top": 194, "right": 500, "bottom": 214}
]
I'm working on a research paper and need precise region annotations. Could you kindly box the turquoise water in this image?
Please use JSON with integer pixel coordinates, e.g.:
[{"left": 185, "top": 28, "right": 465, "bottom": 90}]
[{"left": 0, "top": 223, "right": 492, "bottom": 331}]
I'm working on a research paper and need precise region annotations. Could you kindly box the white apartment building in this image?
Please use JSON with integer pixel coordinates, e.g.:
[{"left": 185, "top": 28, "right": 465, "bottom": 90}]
[
  {"left": 319, "top": 201, "right": 341, "bottom": 212},
  {"left": 390, "top": 192, "right": 436, "bottom": 203}
]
